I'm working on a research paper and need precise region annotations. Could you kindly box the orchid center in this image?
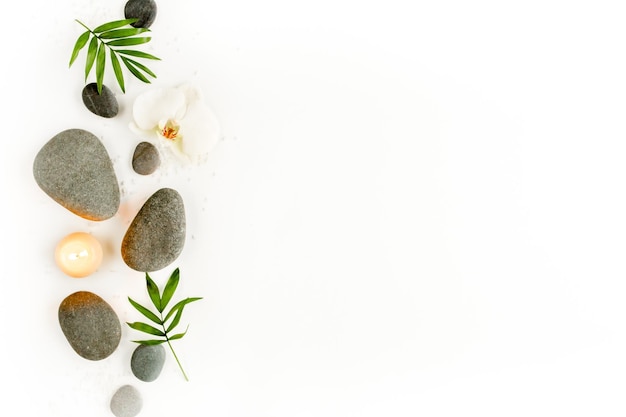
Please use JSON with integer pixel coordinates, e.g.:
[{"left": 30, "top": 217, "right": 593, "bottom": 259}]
[{"left": 159, "top": 119, "right": 181, "bottom": 140}]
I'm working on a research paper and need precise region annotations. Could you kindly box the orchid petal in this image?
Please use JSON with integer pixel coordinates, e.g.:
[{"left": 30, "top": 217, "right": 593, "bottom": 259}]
[
  {"left": 178, "top": 99, "right": 220, "bottom": 162},
  {"left": 133, "top": 87, "right": 187, "bottom": 130},
  {"left": 176, "top": 83, "right": 203, "bottom": 104}
]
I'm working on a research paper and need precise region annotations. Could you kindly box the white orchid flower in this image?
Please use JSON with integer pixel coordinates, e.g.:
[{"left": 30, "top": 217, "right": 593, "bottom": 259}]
[{"left": 130, "top": 84, "right": 220, "bottom": 165}]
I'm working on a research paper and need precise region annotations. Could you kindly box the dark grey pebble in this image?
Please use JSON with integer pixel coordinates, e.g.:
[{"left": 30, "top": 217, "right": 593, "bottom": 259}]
[
  {"left": 110, "top": 385, "right": 143, "bottom": 417},
  {"left": 132, "top": 142, "right": 160, "bottom": 175},
  {"left": 131, "top": 344, "right": 166, "bottom": 382},
  {"left": 125, "top": 0, "right": 157, "bottom": 28},
  {"left": 58, "top": 291, "right": 122, "bottom": 361},
  {"left": 121, "top": 188, "right": 186, "bottom": 272},
  {"left": 82, "top": 83, "right": 119, "bottom": 118},
  {"left": 33, "top": 129, "right": 120, "bottom": 221}
]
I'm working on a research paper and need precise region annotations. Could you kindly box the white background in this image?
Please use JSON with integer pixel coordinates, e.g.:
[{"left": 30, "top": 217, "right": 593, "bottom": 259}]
[{"left": 3, "top": 0, "right": 626, "bottom": 415}]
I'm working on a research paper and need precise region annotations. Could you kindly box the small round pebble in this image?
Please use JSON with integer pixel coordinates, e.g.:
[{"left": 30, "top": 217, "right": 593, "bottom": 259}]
[
  {"left": 132, "top": 141, "right": 160, "bottom": 175},
  {"left": 131, "top": 344, "right": 166, "bottom": 382},
  {"left": 110, "top": 385, "right": 142, "bottom": 417},
  {"left": 82, "top": 83, "right": 119, "bottom": 118},
  {"left": 125, "top": 0, "right": 157, "bottom": 28}
]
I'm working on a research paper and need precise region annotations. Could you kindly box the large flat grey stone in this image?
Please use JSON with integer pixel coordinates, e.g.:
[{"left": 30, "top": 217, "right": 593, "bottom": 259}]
[
  {"left": 58, "top": 291, "right": 121, "bottom": 360},
  {"left": 121, "top": 188, "right": 186, "bottom": 272},
  {"left": 33, "top": 129, "right": 120, "bottom": 221}
]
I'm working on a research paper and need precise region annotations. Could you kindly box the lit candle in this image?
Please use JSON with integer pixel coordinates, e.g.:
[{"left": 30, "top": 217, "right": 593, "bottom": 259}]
[{"left": 55, "top": 232, "right": 103, "bottom": 278}]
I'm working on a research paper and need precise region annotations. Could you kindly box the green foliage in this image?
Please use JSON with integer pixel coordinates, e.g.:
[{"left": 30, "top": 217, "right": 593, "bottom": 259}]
[
  {"left": 127, "top": 268, "right": 202, "bottom": 381},
  {"left": 69, "top": 18, "right": 160, "bottom": 94}
]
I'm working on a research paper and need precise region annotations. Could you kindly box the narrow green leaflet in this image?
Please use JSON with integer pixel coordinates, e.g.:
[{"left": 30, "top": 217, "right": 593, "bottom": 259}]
[
  {"left": 134, "top": 339, "right": 167, "bottom": 346},
  {"left": 95, "top": 43, "right": 106, "bottom": 93},
  {"left": 128, "top": 297, "right": 161, "bottom": 324},
  {"left": 161, "top": 268, "right": 180, "bottom": 312},
  {"left": 116, "top": 49, "right": 160, "bottom": 60},
  {"left": 127, "top": 269, "right": 201, "bottom": 381},
  {"left": 93, "top": 18, "right": 137, "bottom": 33},
  {"left": 84, "top": 36, "right": 98, "bottom": 81},
  {"left": 124, "top": 58, "right": 156, "bottom": 78},
  {"left": 99, "top": 28, "right": 149, "bottom": 39},
  {"left": 127, "top": 322, "right": 165, "bottom": 336},
  {"left": 169, "top": 327, "right": 189, "bottom": 341},
  {"left": 164, "top": 297, "right": 203, "bottom": 323},
  {"left": 110, "top": 50, "right": 125, "bottom": 93},
  {"left": 166, "top": 304, "right": 185, "bottom": 333},
  {"left": 70, "top": 18, "right": 159, "bottom": 93},
  {"left": 122, "top": 57, "right": 151, "bottom": 83},
  {"left": 145, "top": 273, "right": 162, "bottom": 312},
  {"left": 106, "top": 37, "right": 152, "bottom": 47},
  {"left": 69, "top": 30, "right": 90, "bottom": 67}
]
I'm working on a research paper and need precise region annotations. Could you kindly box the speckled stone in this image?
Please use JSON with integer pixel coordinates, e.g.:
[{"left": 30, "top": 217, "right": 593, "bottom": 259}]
[
  {"left": 33, "top": 129, "right": 120, "bottom": 221},
  {"left": 58, "top": 291, "right": 121, "bottom": 360},
  {"left": 131, "top": 344, "right": 166, "bottom": 382},
  {"left": 125, "top": 0, "right": 157, "bottom": 28},
  {"left": 82, "top": 83, "right": 119, "bottom": 118},
  {"left": 110, "top": 385, "right": 143, "bottom": 417},
  {"left": 121, "top": 188, "right": 186, "bottom": 272},
  {"left": 132, "top": 141, "right": 160, "bottom": 175}
]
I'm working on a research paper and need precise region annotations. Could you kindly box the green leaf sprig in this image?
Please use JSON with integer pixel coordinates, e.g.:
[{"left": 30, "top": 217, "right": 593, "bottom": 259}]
[
  {"left": 127, "top": 268, "right": 202, "bottom": 381},
  {"left": 69, "top": 18, "right": 160, "bottom": 94}
]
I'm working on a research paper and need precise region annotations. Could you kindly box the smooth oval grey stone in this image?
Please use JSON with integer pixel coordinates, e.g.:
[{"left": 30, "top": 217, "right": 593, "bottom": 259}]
[
  {"left": 82, "top": 83, "right": 119, "bottom": 118},
  {"left": 58, "top": 291, "right": 121, "bottom": 361},
  {"left": 110, "top": 385, "right": 142, "bottom": 417},
  {"left": 131, "top": 344, "right": 166, "bottom": 382},
  {"left": 33, "top": 129, "right": 120, "bottom": 221},
  {"left": 121, "top": 188, "right": 186, "bottom": 272},
  {"left": 125, "top": 0, "right": 157, "bottom": 28},
  {"left": 132, "top": 141, "right": 160, "bottom": 175}
]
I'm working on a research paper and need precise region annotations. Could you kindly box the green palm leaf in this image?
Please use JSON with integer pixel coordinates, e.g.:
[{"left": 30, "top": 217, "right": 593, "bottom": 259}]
[
  {"left": 72, "top": 18, "right": 159, "bottom": 93},
  {"left": 128, "top": 268, "right": 201, "bottom": 381}
]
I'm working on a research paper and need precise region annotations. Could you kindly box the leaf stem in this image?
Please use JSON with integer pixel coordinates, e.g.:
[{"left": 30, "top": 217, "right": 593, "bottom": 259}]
[
  {"left": 159, "top": 311, "right": 189, "bottom": 381},
  {"left": 75, "top": 19, "right": 91, "bottom": 32},
  {"left": 166, "top": 338, "right": 189, "bottom": 381}
]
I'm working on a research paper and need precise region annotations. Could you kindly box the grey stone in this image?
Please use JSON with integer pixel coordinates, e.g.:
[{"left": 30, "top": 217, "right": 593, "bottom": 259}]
[
  {"left": 125, "top": 0, "right": 157, "bottom": 28},
  {"left": 33, "top": 129, "right": 120, "bottom": 221},
  {"left": 132, "top": 141, "right": 160, "bottom": 175},
  {"left": 58, "top": 291, "right": 121, "bottom": 361},
  {"left": 121, "top": 188, "right": 186, "bottom": 272},
  {"left": 110, "top": 385, "right": 142, "bottom": 417},
  {"left": 82, "top": 83, "right": 119, "bottom": 118},
  {"left": 131, "top": 344, "right": 166, "bottom": 382}
]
